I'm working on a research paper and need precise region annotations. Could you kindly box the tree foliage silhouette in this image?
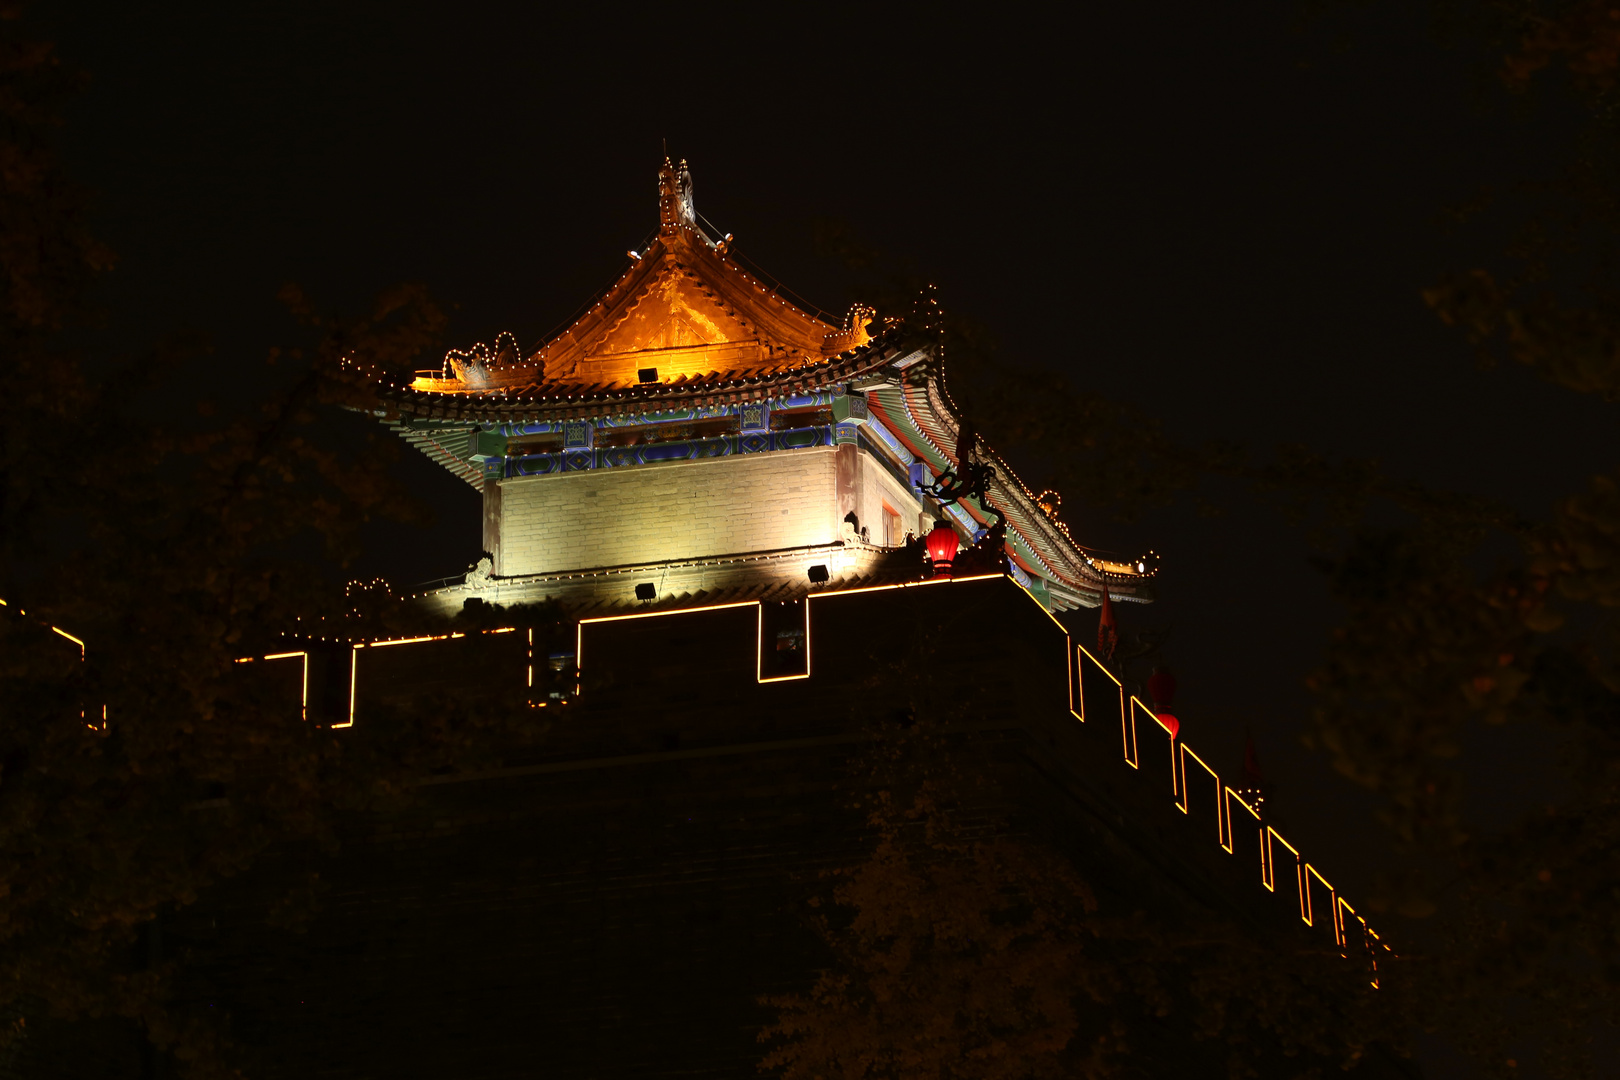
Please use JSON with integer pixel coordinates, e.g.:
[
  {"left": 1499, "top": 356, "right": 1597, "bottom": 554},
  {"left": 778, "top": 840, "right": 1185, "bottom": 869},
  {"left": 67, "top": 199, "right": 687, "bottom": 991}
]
[{"left": 0, "top": 11, "right": 562, "bottom": 1075}]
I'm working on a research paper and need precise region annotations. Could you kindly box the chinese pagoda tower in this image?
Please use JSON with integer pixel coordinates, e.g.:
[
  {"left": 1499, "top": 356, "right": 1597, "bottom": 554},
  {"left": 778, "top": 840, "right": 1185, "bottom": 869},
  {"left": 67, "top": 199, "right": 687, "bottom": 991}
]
[
  {"left": 78, "top": 161, "right": 1391, "bottom": 1080},
  {"left": 342, "top": 159, "right": 1154, "bottom": 615}
]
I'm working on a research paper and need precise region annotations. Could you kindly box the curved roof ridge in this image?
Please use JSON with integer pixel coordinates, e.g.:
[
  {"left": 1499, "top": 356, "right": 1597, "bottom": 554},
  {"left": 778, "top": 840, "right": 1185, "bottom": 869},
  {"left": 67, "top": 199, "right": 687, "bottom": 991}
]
[
  {"left": 340, "top": 159, "right": 877, "bottom": 406},
  {"left": 889, "top": 352, "right": 1155, "bottom": 603}
]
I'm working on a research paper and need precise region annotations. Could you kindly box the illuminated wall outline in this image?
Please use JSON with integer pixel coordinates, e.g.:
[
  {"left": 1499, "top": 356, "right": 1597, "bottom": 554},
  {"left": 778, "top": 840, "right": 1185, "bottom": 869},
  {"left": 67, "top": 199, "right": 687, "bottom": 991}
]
[
  {"left": 343, "top": 627, "right": 519, "bottom": 729},
  {"left": 1071, "top": 635, "right": 1389, "bottom": 975},
  {"left": 234, "top": 651, "right": 310, "bottom": 721},
  {"left": 3, "top": 597, "right": 105, "bottom": 730},
  {"left": 233, "top": 574, "right": 1388, "bottom": 980},
  {"left": 572, "top": 573, "right": 1389, "bottom": 977},
  {"left": 573, "top": 573, "right": 1006, "bottom": 688}
]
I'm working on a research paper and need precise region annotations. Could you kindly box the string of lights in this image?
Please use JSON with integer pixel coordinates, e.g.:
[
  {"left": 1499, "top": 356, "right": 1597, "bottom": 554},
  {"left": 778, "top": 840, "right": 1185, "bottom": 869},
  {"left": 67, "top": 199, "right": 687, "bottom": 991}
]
[
  {"left": 2, "top": 597, "right": 105, "bottom": 730},
  {"left": 1071, "top": 635, "right": 1389, "bottom": 978}
]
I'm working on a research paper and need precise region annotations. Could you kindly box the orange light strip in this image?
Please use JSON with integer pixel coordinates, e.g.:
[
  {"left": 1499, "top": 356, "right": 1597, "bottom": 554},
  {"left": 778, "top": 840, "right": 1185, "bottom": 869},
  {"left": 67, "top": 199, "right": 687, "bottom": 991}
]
[
  {"left": 577, "top": 600, "right": 760, "bottom": 630},
  {"left": 1178, "top": 744, "right": 1226, "bottom": 844},
  {"left": 345, "top": 571, "right": 1387, "bottom": 972},
  {"left": 340, "top": 644, "right": 359, "bottom": 729},
  {"left": 996, "top": 577, "right": 1387, "bottom": 967},
  {"left": 1053, "top": 589, "right": 1379, "bottom": 958},
  {"left": 1304, "top": 863, "right": 1336, "bottom": 938},
  {"left": 1264, "top": 826, "right": 1305, "bottom": 921},
  {"left": 363, "top": 632, "right": 468, "bottom": 649},
  {"left": 342, "top": 628, "right": 516, "bottom": 726},
  {"left": 1065, "top": 639, "right": 1082, "bottom": 722},
  {"left": 1365, "top": 924, "right": 1392, "bottom": 988},
  {"left": 574, "top": 574, "right": 1009, "bottom": 697},
  {"left": 233, "top": 651, "right": 310, "bottom": 720},
  {"left": 1075, "top": 641, "right": 1118, "bottom": 678},
  {"left": 576, "top": 601, "right": 760, "bottom": 686},
  {"left": 1073, "top": 642, "right": 1122, "bottom": 732},
  {"left": 756, "top": 602, "right": 811, "bottom": 684},
  {"left": 1005, "top": 574, "right": 1075, "bottom": 636},
  {"left": 1003, "top": 575, "right": 1084, "bottom": 722},
  {"left": 1337, "top": 895, "right": 1358, "bottom": 951},
  {"left": 267, "top": 652, "right": 309, "bottom": 722},
  {"left": 1120, "top": 693, "right": 1140, "bottom": 770},
  {"left": 807, "top": 571, "right": 1004, "bottom": 601},
  {"left": 367, "top": 635, "right": 439, "bottom": 647},
  {"left": 50, "top": 626, "right": 86, "bottom": 657},
  {"left": 1226, "top": 787, "right": 1260, "bottom": 858},
  {"left": 36, "top": 620, "right": 99, "bottom": 726},
  {"left": 1130, "top": 696, "right": 1176, "bottom": 795}
]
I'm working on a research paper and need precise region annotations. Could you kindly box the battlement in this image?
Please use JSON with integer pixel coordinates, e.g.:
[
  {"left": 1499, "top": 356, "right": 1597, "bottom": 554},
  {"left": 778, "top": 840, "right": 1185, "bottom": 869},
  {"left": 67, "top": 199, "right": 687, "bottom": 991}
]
[{"left": 244, "top": 572, "right": 1386, "bottom": 978}]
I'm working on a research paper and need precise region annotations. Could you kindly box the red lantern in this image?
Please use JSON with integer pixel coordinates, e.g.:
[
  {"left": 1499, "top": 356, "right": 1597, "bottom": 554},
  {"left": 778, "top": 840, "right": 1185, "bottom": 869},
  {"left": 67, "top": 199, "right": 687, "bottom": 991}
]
[
  {"left": 1156, "top": 712, "right": 1180, "bottom": 739},
  {"left": 925, "top": 521, "right": 960, "bottom": 578}
]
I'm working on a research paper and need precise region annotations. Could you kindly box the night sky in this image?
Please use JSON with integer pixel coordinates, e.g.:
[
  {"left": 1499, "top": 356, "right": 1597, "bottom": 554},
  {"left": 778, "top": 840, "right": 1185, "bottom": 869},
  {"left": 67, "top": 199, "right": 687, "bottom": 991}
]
[{"left": 33, "top": 3, "right": 1620, "bottom": 1070}]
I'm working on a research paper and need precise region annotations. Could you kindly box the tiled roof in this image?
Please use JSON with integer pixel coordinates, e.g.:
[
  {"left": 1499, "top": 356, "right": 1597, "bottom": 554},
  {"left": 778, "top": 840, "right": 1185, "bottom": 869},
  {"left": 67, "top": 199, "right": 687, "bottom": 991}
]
[
  {"left": 867, "top": 364, "right": 1153, "bottom": 605},
  {"left": 353, "top": 339, "right": 907, "bottom": 426},
  {"left": 334, "top": 157, "right": 882, "bottom": 422}
]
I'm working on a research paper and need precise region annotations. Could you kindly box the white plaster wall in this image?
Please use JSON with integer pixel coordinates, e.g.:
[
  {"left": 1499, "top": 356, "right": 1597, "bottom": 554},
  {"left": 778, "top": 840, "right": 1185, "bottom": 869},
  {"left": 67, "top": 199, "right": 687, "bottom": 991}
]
[
  {"left": 498, "top": 449, "right": 840, "bottom": 575},
  {"left": 859, "top": 457, "right": 926, "bottom": 547}
]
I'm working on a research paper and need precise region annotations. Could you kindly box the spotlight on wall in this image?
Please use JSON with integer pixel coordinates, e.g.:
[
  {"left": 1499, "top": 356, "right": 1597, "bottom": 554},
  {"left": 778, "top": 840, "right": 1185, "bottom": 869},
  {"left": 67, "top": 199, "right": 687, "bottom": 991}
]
[
  {"left": 807, "top": 564, "right": 830, "bottom": 584},
  {"left": 637, "top": 368, "right": 658, "bottom": 383},
  {"left": 635, "top": 583, "right": 657, "bottom": 601}
]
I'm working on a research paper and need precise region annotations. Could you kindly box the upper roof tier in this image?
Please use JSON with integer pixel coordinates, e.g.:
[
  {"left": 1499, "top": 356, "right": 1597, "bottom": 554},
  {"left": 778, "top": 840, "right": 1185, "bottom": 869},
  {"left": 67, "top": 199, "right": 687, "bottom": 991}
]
[{"left": 339, "top": 158, "right": 876, "bottom": 410}]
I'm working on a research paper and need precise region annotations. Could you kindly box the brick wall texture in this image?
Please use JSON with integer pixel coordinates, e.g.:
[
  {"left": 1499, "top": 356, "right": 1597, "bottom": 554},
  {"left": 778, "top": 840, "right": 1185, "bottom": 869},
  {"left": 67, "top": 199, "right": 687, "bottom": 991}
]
[{"left": 494, "top": 446, "right": 924, "bottom": 577}]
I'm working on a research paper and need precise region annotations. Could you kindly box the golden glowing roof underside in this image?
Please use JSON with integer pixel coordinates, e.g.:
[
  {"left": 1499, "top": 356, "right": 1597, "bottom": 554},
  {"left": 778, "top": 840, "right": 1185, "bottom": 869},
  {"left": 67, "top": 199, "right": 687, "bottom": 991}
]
[{"left": 405, "top": 159, "right": 872, "bottom": 397}]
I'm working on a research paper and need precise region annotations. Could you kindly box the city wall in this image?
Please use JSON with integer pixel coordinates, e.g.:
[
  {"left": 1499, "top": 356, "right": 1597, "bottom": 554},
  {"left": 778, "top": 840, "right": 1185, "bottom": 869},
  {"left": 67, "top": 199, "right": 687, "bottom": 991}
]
[{"left": 188, "top": 575, "right": 1387, "bottom": 1078}]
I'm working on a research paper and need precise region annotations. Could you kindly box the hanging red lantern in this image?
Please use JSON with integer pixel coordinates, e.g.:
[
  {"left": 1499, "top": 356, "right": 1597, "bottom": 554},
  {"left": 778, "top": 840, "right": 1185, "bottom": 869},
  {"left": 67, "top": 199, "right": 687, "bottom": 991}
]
[{"left": 925, "top": 520, "right": 960, "bottom": 578}]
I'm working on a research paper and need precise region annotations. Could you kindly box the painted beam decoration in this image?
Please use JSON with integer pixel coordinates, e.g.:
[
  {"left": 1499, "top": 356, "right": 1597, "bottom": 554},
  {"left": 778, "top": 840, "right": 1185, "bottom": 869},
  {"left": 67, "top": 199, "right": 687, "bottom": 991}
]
[{"left": 505, "top": 426, "right": 835, "bottom": 478}]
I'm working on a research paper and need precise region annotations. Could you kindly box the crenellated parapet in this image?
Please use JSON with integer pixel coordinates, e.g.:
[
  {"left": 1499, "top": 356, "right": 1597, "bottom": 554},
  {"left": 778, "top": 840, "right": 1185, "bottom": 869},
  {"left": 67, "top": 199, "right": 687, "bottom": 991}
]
[{"left": 240, "top": 572, "right": 1388, "bottom": 983}]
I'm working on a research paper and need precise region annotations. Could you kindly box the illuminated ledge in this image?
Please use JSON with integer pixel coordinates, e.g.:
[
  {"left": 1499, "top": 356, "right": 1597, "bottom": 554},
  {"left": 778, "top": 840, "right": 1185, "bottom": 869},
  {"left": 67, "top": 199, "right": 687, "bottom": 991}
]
[{"left": 413, "top": 540, "right": 921, "bottom": 617}]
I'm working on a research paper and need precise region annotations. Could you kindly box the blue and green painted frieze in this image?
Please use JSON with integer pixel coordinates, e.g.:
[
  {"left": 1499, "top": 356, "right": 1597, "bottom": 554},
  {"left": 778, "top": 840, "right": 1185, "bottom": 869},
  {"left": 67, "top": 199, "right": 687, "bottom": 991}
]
[{"left": 504, "top": 425, "right": 836, "bottom": 478}]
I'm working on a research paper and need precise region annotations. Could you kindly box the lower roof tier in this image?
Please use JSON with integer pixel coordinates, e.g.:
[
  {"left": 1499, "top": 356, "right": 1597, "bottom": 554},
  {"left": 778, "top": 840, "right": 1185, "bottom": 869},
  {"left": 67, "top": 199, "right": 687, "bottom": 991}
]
[{"left": 360, "top": 344, "right": 1155, "bottom": 608}]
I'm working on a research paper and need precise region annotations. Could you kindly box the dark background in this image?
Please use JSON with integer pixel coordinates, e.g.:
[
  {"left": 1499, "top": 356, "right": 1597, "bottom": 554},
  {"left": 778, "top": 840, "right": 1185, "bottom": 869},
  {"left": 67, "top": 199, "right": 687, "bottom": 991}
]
[{"left": 30, "top": 3, "right": 1619, "bottom": 1073}]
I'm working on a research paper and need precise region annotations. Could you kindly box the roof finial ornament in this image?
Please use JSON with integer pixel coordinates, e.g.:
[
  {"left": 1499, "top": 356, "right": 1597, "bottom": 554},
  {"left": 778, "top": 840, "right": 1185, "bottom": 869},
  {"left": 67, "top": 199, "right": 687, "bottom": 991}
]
[{"left": 657, "top": 154, "right": 700, "bottom": 236}]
